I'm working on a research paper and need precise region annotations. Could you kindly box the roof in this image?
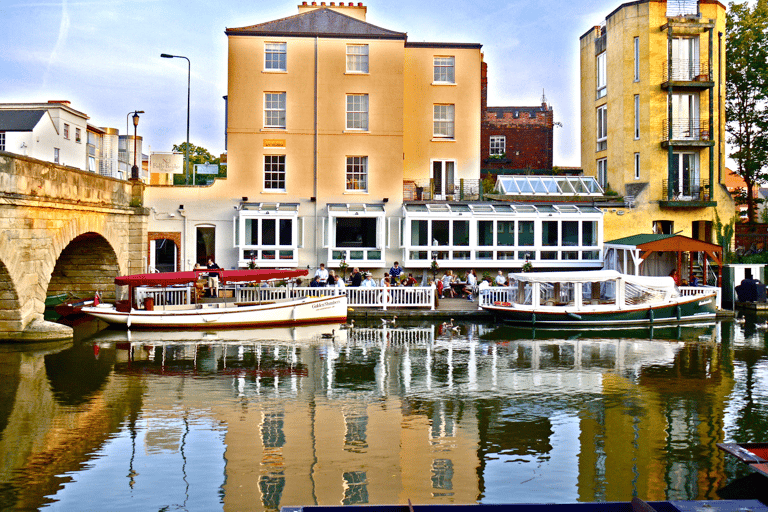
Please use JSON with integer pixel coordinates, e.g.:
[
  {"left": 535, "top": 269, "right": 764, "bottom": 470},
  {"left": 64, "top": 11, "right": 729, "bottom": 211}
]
[
  {"left": 605, "top": 234, "right": 723, "bottom": 264},
  {"left": 605, "top": 234, "right": 675, "bottom": 246},
  {"left": 225, "top": 7, "right": 406, "bottom": 40},
  {"left": 0, "top": 110, "right": 46, "bottom": 132}
]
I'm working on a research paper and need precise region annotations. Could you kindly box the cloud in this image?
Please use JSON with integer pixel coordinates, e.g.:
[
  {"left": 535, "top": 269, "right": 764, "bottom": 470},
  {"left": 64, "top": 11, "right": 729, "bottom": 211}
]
[{"left": 42, "top": 0, "right": 70, "bottom": 89}]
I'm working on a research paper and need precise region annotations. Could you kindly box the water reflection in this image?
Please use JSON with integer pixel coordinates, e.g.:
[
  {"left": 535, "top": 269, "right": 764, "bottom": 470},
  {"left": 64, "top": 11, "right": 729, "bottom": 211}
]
[{"left": 1, "top": 321, "right": 768, "bottom": 511}]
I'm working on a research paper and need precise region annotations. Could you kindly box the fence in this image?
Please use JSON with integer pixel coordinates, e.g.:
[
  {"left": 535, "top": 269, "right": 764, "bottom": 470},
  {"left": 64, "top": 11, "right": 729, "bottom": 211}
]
[
  {"left": 679, "top": 285, "right": 721, "bottom": 309},
  {"left": 237, "top": 285, "right": 435, "bottom": 310},
  {"left": 135, "top": 286, "right": 193, "bottom": 308}
]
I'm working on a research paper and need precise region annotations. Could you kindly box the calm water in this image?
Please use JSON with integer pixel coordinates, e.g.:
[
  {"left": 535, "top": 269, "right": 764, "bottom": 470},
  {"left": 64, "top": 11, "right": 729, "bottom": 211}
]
[{"left": 1, "top": 318, "right": 767, "bottom": 511}]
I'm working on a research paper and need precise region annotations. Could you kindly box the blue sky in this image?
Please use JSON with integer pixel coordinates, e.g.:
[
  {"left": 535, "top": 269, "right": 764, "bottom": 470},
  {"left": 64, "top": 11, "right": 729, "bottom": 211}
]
[{"left": 1, "top": 0, "right": 628, "bottom": 167}]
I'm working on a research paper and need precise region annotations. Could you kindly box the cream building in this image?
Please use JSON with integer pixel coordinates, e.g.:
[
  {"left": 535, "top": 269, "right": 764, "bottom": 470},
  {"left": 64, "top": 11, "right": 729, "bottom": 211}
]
[{"left": 580, "top": 0, "right": 734, "bottom": 244}]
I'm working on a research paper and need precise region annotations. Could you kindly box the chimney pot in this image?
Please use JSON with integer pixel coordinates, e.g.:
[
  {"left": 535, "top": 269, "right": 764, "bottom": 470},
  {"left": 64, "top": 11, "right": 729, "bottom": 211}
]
[
  {"left": 320, "top": 1, "right": 325, "bottom": 5},
  {"left": 357, "top": 2, "right": 362, "bottom": 5},
  {"left": 312, "top": 1, "right": 316, "bottom": 5}
]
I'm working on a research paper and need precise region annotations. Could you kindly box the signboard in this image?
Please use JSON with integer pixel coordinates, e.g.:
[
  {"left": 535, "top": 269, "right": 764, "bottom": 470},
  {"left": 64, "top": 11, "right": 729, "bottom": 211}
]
[
  {"left": 150, "top": 152, "right": 183, "bottom": 174},
  {"left": 195, "top": 163, "right": 220, "bottom": 175},
  {"left": 264, "top": 139, "right": 286, "bottom": 148}
]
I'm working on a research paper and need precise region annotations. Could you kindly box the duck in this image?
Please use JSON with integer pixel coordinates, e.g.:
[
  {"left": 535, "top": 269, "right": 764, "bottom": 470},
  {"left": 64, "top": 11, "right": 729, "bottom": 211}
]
[
  {"left": 735, "top": 316, "right": 746, "bottom": 324},
  {"left": 381, "top": 315, "right": 397, "bottom": 326},
  {"left": 340, "top": 319, "right": 355, "bottom": 330},
  {"left": 757, "top": 322, "right": 768, "bottom": 330},
  {"left": 321, "top": 329, "right": 336, "bottom": 339}
]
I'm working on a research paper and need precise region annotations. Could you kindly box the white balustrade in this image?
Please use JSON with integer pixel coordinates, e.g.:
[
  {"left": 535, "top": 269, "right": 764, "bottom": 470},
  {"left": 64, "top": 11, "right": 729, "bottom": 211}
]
[
  {"left": 479, "top": 287, "right": 514, "bottom": 307},
  {"left": 345, "top": 286, "right": 435, "bottom": 310},
  {"left": 679, "top": 285, "right": 721, "bottom": 309},
  {"left": 135, "top": 286, "right": 192, "bottom": 307}
]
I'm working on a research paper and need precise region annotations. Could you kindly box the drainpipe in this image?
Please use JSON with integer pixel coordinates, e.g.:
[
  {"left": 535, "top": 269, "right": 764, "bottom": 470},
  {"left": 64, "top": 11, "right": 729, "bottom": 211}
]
[
  {"left": 178, "top": 207, "right": 187, "bottom": 271},
  {"left": 313, "top": 36, "right": 319, "bottom": 267}
]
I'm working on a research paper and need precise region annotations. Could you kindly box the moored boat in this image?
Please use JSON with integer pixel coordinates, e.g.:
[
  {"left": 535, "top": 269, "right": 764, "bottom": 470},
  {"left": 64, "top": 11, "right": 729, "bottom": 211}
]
[
  {"left": 82, "top": 268, "right": 348, "bottom": 329},
  {"left": 718, "top": 443, "right": 768, "bottom": 478},
  {"left": 479, "top": 270, "right": 717, "bottom": 327}
]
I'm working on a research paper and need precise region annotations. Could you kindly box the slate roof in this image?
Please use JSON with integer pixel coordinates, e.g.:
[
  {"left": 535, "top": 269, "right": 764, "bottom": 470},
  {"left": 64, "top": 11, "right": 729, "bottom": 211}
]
[
  {"left": 225, "top": 7, "right": 406, "bottom": 40},
  {"left": 0, "top": 110, "right": 46, "bottom": 132}
]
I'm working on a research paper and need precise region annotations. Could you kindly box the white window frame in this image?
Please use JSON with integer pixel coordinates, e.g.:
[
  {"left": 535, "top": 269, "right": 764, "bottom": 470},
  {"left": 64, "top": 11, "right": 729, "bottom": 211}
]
[
  {"left": 433, "top": 56, "right": 455, "bottom": 84},
  {"left": 596, "top": 52, "right": 607, "bottom": 99},
  {"left": 264, "top": 92, "right": 286, "bottom": 129},
  {"left": 265, "top": 42, "right": 287, "bottom": 71},
  {"left": 346, "top": 94, "right": 369, "bottom": 131},
  {"left": 597, "top": 158, "right": 607, "bottom": 189},
  {"left": 596, "top": 104, "right": 607, "bottom": 151},
  {"left": 346, "top": 156, "right": 368, "bottom": 192},
  {"left": 490, "top": 135, "right": 506, "bottom": 156},
  {"left": 432, "top": 160, "right": 456, "bottom": 199},
  {"left": 671, "top": 36, "right": 700, "bottom": 81},
  {"left": 264, "top": 154, "right": 286, "bottom": 191},
  {"left": 346, "top": 44, "right": 369, "bottom": 73},
  {"left": 634, "top": 94, "right": 640, "bottom": 139},
  {"left": 671, "top": 92, "right": 700, "bottom": 140},
  {"left": 63, "top": 123, "right": 70, "bottom": 140},
  {"left": 0, "top": 132, "right": 5, "bottom": 151},
  {"left": 634, "top": 153, "right": 640, "bottom": 180},
  {"left": 75, "top": 127, "right": 81, "bottom": 143},
  {"left": 633, "top": 37, "right": 640, "bottom": 81},
  {"left": 327, "top": 204, "right": 386, "bottom": 265},
  {"left": 433, "top": 104, "right": 455, "bottom": 139},
  {"left": 236, "top": 207, "right": 299, "bottom": 267},
  {"left": 54, "top": 147, "right": 60, "bottom": 164}
]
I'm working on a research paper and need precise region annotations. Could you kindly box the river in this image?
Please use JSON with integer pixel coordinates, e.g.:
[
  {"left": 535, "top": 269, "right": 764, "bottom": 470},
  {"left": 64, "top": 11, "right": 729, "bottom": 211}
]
[{"left": 1, "top": 318, "right": 767, "bottom": 511}]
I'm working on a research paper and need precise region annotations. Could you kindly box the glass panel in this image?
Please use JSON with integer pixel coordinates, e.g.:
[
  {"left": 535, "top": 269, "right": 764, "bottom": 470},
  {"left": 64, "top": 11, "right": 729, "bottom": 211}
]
[
  {"left": 262, "top": 250, "right": 276, "bottom": 260},
  {"left": 432, "top": 220, "right": 449, "bottom": 246},
  {"left": 452, "top": 220, "right": 469, "bottom": 246},
  {"left": 279, "top": 219, "right": 292, "bottom": 246},
  {"left": 541, "top": 251, "right": 558, "bottom": 260},
  {"left": 562, "top": 221, "right": 579, "bottom": 247},
  {"left": 336, "top": 217, "right": 377, "bottom": 247},
  {"left": 497, "top": 221, "right": 515, "bottom": 246},
  {"left": 453, "top": 251, "right": 470, "bottom": 260},
  {"left": 582, "top": 250, "right": 600, "bottom": 260},
  {"left": 562, "top": 251, "right": 579, "bottom": 260},
  {"left": 582, "top": 221, "right": 598, "bottom": 246},
  {"left": 350, "top": 251, "right": 364, "bottom": 260},
  {"left": 498, "top": 251, "right": 515, "bottom": 260},
  {"left": 478, "top": 221, "right": 494, "bottom": 246},
  {"left": 518, "top": 221, "right": 534, "bottom": 246},
  {"left": 477, "top": 251, "right": 493, "bottom": 260},
  {"left": 542, "top": 221, "right": 558, "bottom": 246},
  {"left": 332, "top": 250, "right": 346, "bottom": 260},
  {"left": 411, "top": 220, "right": 428, "bottom": 246},
  {"left": 518, "top": 251, "right": 535, "bottom": 260},
  {"left": 279, "top": 250, "right": 293, "bottom": 260},
  {"left": 367, "top": 250, "right": 382, "bottom": 260},
  {"left": 410, "top": 251, "right": 428, "bottom": 260},
  {"left": 263, "top": 219, "right": 276, "bottom": 246},
  {"left": 246, "top": 219, "right": 258, "bottom": 245}
]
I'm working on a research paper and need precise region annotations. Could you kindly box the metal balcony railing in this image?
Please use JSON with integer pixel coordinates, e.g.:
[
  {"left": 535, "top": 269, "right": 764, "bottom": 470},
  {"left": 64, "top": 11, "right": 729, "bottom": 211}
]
[
  {"left": 662, "top": 60, "right": 711, "bottom": 83},
  {"left": 404, "top": 179, "right": 482, "bottom": 201},
  {"left": 661, "top": 179, "right": 711, "bottom": 202},
  {"left": 662, "top": 118, "right": 710, "bottom": 142},
  {"left": 666, "top": 0, "right": 700, "bottom": 17}
]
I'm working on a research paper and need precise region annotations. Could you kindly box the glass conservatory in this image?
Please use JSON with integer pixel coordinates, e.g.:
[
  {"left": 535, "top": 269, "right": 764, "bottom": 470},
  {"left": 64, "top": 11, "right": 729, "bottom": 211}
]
[{"left": 495, "top": 176, "right": 604, "bottom": 196}]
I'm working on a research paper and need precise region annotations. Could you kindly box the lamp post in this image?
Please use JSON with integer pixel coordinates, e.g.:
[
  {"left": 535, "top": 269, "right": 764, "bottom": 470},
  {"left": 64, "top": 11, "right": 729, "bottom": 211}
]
[
  {"left": 160, "top": 53, "right": 190, "bottom": 185},
  {"left": 128, "top": 110, "right": 142, "bottom": 180},
  {"left": 126, "top": 110, "right": 144, "bottom": 179}
]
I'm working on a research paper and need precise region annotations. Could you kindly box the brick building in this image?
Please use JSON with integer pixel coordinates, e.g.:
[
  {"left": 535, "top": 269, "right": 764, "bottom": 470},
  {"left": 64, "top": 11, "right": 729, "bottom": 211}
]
[{"left": 481, "top": 62, "right": 554, "bottom": 174}]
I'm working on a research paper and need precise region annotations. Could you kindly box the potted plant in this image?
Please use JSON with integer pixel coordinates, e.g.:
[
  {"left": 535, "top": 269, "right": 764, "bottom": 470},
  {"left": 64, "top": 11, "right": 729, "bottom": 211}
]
[
  {"left": 430, "top": 259, "right": 440, "bottom": 282},
  {"left": 338, "top": 258, "right": 349, "bottom": 279}
]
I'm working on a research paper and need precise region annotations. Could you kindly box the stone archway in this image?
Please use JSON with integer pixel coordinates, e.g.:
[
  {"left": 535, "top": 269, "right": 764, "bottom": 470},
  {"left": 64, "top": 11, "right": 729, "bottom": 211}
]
[{"left": 47, "top": 233, "right": 121, "bottom": 302}]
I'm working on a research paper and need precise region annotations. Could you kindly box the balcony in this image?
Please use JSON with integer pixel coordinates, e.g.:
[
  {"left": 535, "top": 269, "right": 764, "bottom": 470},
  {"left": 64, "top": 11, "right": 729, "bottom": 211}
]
[
  {"left": 661, "top": 60, "right": 713, "bottom": 89},
  {"left": 661, "top": 118, "right": 713, "bottom": 148},
  {"left": 659, "top": 179, "right": 715, "bottom": 208},
  {"left": 403, "top": 179, "right": 482, "bottom": 201}
]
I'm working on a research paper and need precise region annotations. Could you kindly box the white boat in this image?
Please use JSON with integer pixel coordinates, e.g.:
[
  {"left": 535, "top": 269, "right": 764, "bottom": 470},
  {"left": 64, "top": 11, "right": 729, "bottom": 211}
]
[
  {"left": 479, "top": 269, "right": 717, "bottom": 327},
  {"left": 82, "top": 269, "right": 348, "bottom": 329}
]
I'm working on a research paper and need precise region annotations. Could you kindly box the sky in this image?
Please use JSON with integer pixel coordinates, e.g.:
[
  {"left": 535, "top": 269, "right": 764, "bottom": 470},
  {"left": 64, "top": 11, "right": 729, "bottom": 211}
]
[{"left": 1, "top": 0, "right": 637, "bottom": 168}]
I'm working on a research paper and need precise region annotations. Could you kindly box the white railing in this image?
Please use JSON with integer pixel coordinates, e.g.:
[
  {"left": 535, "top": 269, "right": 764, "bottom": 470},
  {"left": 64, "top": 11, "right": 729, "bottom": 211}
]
[
  {"left": 135, "top": 286, "right": 193, "bottom": 307},
  {"left": 345, "top": 286, "right": 435, "bottom": 311},
  {"left": 679, "top": 285, "right": 721, "bottom": 309},
  {"left": 479, "top": 287, "right": 514, "bottom": 307}
]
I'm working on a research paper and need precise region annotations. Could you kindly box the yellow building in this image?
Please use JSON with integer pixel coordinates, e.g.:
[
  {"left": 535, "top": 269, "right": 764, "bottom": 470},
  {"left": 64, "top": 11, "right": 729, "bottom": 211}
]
[
  {"left": 580, "top": 0, "right": 734, "bottom": 245},
  {"left": 146, "top": 2, "right": 483, "bottom": 272}
]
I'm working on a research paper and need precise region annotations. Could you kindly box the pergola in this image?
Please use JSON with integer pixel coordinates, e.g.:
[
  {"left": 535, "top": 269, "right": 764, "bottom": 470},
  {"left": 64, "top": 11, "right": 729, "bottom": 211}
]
[{"left": 604, "top": 234, "right": 723, "bottom": 286}]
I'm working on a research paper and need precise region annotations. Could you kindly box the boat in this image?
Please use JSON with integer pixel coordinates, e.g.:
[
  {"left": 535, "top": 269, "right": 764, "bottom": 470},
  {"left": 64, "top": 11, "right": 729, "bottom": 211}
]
[
  {"left": 479, "top": 270, "right": 717, "bottom": 327},
  {"left": 81, "top": 268, "right": 348, "bottom": 329},
  {"left": 54, "top": 297, "right": 95, "bottom": 318},
  {"left": 718, "top": 443, "right": 768, "bottom": 478}
]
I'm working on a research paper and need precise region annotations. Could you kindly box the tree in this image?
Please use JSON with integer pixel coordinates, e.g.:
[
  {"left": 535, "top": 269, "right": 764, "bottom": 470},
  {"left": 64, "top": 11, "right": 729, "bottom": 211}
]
[
  {"left": 726, "top": 0, "right": 768, "bottom": 222},
  {"left": 172, "top": 142, "right": 221, "bottom": 185}
]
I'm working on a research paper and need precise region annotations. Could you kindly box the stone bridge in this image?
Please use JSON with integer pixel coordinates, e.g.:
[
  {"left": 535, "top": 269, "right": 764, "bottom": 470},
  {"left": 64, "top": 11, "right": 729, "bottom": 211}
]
[{"left": 0, "top": 151, "right": 147, "bottom": 341}]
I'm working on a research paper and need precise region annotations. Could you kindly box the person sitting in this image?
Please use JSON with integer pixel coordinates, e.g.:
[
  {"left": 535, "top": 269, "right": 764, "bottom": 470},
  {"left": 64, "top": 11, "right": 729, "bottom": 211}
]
[
  {"left": 327, "top": 270, "right": 337, "bottom": 287},
  {"left": 361, "top": 272, "right": 376, "bottom": 287},
  {"left": 495, "top": 270, "right": 507, "bottom": 286},
  {"left": 441, "top": 271, "right": 456, "bottom": 298}
]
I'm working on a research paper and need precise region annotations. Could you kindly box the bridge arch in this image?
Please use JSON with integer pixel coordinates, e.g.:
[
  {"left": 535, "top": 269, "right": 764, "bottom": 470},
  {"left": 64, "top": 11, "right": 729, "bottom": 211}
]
[
  {"left": 0, "top": 259, "right": 23, "bottom": 337},
  {"left": 47, "top": 233, "right": 121, "bottom": 302}
]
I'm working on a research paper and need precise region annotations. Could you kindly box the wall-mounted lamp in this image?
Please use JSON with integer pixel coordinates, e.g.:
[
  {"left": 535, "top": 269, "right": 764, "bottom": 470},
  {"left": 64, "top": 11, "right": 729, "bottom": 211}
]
[
  {"left": 242, "top": 196, "right": 248, "bottom": 201},
  {"left": 179, "top": 205, "right": 184, "bottom": 210},
  {"left": 383, "top": 198, "right": 388, "bottom": 203},
  {"left": 310, "top": 197, "right": 316, "bottom": 202}
]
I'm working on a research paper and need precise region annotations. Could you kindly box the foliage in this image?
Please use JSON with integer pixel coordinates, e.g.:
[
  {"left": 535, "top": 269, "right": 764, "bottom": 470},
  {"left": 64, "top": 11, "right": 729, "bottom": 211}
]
[
  {"left": 761, "top": 206, "right": 768, "bottom": 224},
  {"left": 338, "top": 258, "right": 348, "bottom": 278},
  {"left": 726, "top": 0, "right": 768, "bottom": 222},
  {"left": 715, "top": 209, "right": 737, "bottom": 262},
  {"left": 171, "top": 142, "right": 222, "bottom": 185},
  {"left": 481, "top": 175, "right": 496, "bottom": 196},
  {"left": 430, "top": 259, "right": 440, "bottom": 280},
  {"left": 521, "top": 261, "right": 533, "bottom": 273}
]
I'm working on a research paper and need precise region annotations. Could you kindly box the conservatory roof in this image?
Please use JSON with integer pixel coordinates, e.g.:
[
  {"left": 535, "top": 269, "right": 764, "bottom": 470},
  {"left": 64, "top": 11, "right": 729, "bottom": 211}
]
[
  {"left": 403, "top": 203, "right": 602, "bottom": 215},
  {"left": 495, "top": 176, "right": 604, "bottom": 196}
]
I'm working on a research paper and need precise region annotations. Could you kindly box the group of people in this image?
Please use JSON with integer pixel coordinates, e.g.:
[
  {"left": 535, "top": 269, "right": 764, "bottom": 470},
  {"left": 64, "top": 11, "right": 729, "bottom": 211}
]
[
  {"left": 438, "top": 269, "right": 509, "bottom": 301},
  {"left": 310, "top": 261, "right": 420, "bottom": 288}
]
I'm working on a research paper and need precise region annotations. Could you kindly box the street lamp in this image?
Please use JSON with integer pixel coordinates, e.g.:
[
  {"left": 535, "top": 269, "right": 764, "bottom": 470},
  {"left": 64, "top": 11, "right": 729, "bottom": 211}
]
[
  {"left": 126, "top": 110, "right": 144, "bottom": 179},
  {"left": 131, "top": 111, "right": 140, "bottom": 180},
  {"left": 160, "top": 53, "right": 190, "bottom": 185}
]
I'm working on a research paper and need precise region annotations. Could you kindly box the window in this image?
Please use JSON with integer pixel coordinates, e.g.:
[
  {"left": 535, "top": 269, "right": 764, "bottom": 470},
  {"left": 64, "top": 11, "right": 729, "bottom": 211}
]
[
  {"left": 54, "top": 148, "right": 60, "bottom": 164},
  {"left": 634, "top": 153, "right": 640, "bottom": 179},
  {"left": 433, "top": 56, "right": 455, "bottom": 84},
  {"left": 264, "top": 155, "right": 286, "bottom": 191},
  {"left": 264, "top": 92, "right": 286, "bottom": 128},
  {"left": 346, "top": 156, "right": 368, "bottom": 191},
  {"left": 265, "top": 42, "right": 286, "bottom": 71},
  {"left": 597, "top": 158, "right": 607, "bottom": 189},
  {"left": 596, "top": 52, "right": 606, "bottom": 98},
  {"left": 63, "top": 123, "right": 70, "bottom": 139},
  {"left": 432, "top": 160, "right": 455, "bottom": 198},
  {"left": 346, "top": 44, "right": 368, "bottom": 73},
  {"left": 633, "top": 37, "right": 640, "bottom": 81},
  {"left": 634, "top": 94, "right": 640, "bottom": 139},
  {"left": 490, "top": 135, "right": 506, "bottom": 156},
  {"left": 88, "top": 155, "right": 96, "bottom": 172},
  {"left": 346, "top": 94, "right": 369, "bottom": 131},
  {"left": 0, "top": 132, "right": 5, "bottom": 151},
  {"left": 75, "top": 128, "right": 81, "bottom": 143},
  {"left": 433, "top": 104, "right": 455, "bottom": 139},
  {"left": 596, "top": 105, "right": 607, "bottom": 151}
]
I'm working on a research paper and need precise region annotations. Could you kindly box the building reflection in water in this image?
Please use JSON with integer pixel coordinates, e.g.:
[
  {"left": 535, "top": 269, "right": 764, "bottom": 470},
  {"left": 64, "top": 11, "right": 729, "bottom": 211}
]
[{"left": 1, "top": 321, "right": 757, "bottom": 511}]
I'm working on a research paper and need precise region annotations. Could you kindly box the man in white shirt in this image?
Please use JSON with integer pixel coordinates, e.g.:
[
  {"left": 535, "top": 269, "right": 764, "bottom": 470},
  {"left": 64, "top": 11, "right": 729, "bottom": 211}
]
[
  {"left": 314, "top": 263, "right": 329, "bottom": 285},
  {"left": 495, "top": 270, "right": 507, "bottom": 286}
]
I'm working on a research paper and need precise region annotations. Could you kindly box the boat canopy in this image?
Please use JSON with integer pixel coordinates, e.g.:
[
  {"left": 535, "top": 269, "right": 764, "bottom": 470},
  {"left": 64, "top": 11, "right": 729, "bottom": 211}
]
[
  {"left": 114, "top": 269, "right": 308, "bottom": 287},
  {"left": 510, "top": 270, "right": 677, "bottom": 291}
]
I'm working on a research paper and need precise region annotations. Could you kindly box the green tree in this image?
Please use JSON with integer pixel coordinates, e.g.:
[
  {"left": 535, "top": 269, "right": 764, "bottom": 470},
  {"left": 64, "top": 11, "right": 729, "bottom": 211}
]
[
  {"left": 172, "top": 142, "right": 221, "bottom": 185},
  {"left": 726, "top": 0, "right": 768, "bottom": 222}
]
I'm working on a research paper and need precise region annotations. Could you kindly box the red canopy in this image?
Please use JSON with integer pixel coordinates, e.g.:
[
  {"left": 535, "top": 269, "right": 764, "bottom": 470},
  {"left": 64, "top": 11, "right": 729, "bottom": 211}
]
[{"left": 114, "top": 269, "right": 308, "bottom": 287}]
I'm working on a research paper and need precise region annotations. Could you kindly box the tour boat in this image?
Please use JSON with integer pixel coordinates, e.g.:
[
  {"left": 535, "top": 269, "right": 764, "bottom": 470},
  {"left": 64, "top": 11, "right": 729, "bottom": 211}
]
[
  {"left": 718, "top": 443, "right": 768, "bottom": 478},
  {"left": 479, "top": 270, "right": 717, "bottom": 327},
  {"left": 81, "top": 268, "right": 348, "bottom": 329}
]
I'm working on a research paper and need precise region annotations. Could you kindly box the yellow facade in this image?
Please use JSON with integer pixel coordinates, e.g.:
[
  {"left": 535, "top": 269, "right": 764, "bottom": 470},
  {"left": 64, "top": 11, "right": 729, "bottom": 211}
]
[{"left": 580, "top": 0, "right": 734, "bottom": 243}]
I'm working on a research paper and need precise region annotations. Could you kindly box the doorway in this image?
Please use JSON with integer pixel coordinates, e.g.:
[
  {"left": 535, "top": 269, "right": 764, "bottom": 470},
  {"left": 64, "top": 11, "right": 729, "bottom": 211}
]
[{"left": 196, "top": 226, "right": 216, "bottom": 266}]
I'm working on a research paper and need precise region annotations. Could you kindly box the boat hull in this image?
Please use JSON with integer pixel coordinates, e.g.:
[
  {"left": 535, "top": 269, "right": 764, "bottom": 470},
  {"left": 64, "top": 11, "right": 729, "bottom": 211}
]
[
  {"left": 482, "top": 293, "right": 717, "bottom": 327},
  {"left": 82, "top": 294, "right": 347, "bottom": 329}
]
